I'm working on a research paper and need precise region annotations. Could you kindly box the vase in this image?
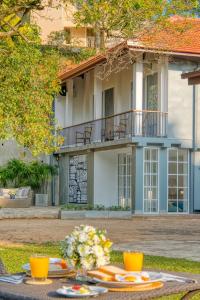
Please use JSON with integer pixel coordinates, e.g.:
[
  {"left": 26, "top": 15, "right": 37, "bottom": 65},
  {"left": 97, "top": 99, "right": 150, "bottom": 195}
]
[{"left": 76, "top": 268, "right": 88, "bottom": 281}]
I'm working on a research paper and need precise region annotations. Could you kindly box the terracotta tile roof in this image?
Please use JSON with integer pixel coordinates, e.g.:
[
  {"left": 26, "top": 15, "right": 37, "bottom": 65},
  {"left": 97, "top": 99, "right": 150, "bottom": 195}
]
[
  {"left": 134, "top": 16, "right": 200, "bottom": 55},
  {"left": 60, "top": 17, "right": 200, "bottom": 81},
  {"left": 59, "top": 53, "right": 106, "bottom": 81}
]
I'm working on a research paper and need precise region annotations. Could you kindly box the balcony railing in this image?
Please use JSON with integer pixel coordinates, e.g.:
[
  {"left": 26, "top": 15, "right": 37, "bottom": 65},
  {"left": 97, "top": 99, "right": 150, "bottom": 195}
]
[{"left": 60, "top": 110, "right": 168, "bottom": 148}]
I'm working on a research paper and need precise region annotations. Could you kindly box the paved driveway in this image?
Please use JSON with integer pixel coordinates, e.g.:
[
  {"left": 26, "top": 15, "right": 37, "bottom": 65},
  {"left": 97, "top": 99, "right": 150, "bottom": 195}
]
[{"left": 0, "top": 216, "right": 200, "bottom": 261}]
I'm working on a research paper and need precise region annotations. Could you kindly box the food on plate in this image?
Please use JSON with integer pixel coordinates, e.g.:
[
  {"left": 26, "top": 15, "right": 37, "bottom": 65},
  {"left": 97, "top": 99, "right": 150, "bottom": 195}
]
[
  {"left": 141, "top": 272, "right": 150, "bottom": 281},
  {"left": 115, "top": 272, "right": 150, "bottom": 283},
  {"left": 99, "top": 265, "right": 128, "bottom": 276},
  {"left": 79, "top": 287, "right": 90, "bottom": 294},
  {"left": 123, "top": 275, "right": 137, "bottom": 282},
  {"left": 87, "top": 270, "right": 114, "bottom": 281},
  {"left": 54, "top": 259, "right": 67, "bottom": 269},
  {"left": 72, "top": 285, "right": 81, "bottom": 291},
  {"left": 63, "top": 285, "right": 91, "bottom": 294}
]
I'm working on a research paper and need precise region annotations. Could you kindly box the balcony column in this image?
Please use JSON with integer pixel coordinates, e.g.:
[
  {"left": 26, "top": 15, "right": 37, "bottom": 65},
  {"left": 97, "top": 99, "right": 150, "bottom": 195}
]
[
  {"left": 132, "top": 60, "right": 143, "bottom": 136},
  {"left": 94, "top": 67, "right": 103, "bottom": 119},
  {"left": 65, "top": 79, "right": 73, "bottom": 127},
  {"left": 93, "top": 67, "right": 103, "bottom": 142}
]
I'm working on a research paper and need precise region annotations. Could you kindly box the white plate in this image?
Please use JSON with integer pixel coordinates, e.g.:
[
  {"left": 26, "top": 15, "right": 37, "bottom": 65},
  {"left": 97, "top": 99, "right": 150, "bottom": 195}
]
[
  {"left": 90, "top": 271, "right": 163, "bottom": 288},
  {"left": 56, "top": 286, "right": 108, "bottom": 298}
]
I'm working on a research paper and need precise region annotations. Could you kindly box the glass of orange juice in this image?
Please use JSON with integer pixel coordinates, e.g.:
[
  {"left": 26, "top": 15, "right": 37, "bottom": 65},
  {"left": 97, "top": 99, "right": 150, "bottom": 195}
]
[
  {"left": 30, "top": 255, "right": 49, "bottom": 282},
  {"left": 123, "top": 251, "right": 144, "bottom": 272}
]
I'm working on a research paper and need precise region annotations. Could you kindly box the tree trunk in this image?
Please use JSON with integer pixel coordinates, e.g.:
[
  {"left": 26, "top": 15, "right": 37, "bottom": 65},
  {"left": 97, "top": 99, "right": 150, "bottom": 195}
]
[
  {"left": 100, "top": 29, "right": 105, "bottom": 49},
  {"left": 95, "top": 27, "right": 105, "bottom": 50}
]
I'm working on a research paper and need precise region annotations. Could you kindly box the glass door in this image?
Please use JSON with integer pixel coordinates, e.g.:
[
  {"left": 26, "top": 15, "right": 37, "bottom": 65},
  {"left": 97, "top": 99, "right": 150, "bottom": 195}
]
[
  {"left": 118, "top": 154, "right": 132, "bottom": 208},
  {"left": 103, "top": 88, "right": 114, "bottom": 140},
  {"left": 143, "top": 72, "right": 159, "bottom": 136},
  {"left": 146, "top": 73, "right": 158, "bottom": 110},
  {"left": 168, "top": 149, "right": 189, "bottom": 213},
  {"left": 144, "top": 148, "right": 159, "bottom": 213}
]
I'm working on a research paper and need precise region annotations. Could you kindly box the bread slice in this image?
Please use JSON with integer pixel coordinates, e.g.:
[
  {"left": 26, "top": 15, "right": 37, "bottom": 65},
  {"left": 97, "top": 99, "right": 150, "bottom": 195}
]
[
  {"left": 87, "top": 270, "right": 113, "bottom": 281},
  {"left": 99, "top": 265, "right": 128, "bottom": 276}
]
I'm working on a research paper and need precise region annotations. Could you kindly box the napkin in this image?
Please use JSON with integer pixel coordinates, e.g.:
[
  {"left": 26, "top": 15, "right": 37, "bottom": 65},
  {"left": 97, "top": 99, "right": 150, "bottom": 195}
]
[
  {"left": 160, "top": 272, "right": 196, "bottom": 283},
  {"left": 0, "top": 274, "right": 25, "bottom": 284}
]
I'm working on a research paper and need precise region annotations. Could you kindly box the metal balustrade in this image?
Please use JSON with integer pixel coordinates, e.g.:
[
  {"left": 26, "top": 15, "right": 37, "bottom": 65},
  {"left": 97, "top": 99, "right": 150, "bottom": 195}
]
[{"left": 59, "top": 110, "right": 168, "bottom": 148}]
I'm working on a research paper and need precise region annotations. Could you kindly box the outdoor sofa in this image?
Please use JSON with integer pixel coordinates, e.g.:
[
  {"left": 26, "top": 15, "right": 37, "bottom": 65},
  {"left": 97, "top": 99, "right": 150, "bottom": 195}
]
[{"left": 0, "top": 187, "right": 33, "bottom": 208}]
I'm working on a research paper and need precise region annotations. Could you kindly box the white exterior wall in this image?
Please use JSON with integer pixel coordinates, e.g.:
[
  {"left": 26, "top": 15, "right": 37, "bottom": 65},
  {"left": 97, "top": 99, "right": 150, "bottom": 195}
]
[
  {"left": 102, "top": 65, "right": 132, "bottom": 114},
  {"left": 93, "top": 148, "right": 131, "bottom": 207},
  {"left": 55, "top": 66, "right": 133, "bottom": 128},
  {"left": 168, "top": 62, "right": 195, "bottom": 141},
  {"left": 31, "top": 0, "right": 66, "bottom": 44},
  {"left": 72, "top": 71, "right": 94, "bottom": 124},
  {"left": 94, "top": 150, "right": 118, "bottom": 207}
]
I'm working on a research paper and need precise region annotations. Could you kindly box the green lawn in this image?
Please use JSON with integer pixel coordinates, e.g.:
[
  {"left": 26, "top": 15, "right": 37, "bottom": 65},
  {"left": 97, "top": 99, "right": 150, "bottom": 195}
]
[{"left": 0, "top": 243, "right": 200, "bottom": 300}]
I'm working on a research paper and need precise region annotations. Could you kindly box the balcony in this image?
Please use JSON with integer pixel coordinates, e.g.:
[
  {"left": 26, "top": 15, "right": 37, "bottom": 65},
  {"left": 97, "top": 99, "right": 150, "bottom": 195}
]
[{"left": 60, "top": 110, "right": 168, "bottom": 148}]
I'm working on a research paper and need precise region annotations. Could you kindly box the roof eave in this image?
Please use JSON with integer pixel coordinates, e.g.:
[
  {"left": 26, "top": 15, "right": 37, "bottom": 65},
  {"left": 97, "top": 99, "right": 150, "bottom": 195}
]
[{"left": 59, "top": 44, "right": 200, "bottom": 82}]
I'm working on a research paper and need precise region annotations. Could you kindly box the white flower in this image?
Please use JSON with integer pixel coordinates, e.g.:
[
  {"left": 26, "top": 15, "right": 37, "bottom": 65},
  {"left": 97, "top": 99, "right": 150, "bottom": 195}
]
[
  {"left": 93, "top": 235, "right": 100, "bottom": 244},
  {"left": 79, "top": 232, "right": 88, "bottom": 243},
  {"left": 81, "top": 256, "right": 94, "bottom": 270},
  {"left": 96, "top": 256, "right": 107, "bottom": 268},
  {"left": 61, "top": 225, "right": 111, "bottom": 270},
  {"left": 83, "top": 225, "right": 95, "bottom": 233},
  {"left": 78, "top": 244, "right": 91, "bottom": 257},
  {"left": 93, "top": 245, "right": 104, "bottom": 257},
  {"left": 100, "top": 234, "right": 106, "bottom": 241}
]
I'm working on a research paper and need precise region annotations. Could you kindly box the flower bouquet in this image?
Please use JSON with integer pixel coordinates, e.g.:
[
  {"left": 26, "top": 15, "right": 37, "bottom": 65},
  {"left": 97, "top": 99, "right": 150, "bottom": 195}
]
[{"left": 61, "top": 225, "right": 112, "bottom": 271}]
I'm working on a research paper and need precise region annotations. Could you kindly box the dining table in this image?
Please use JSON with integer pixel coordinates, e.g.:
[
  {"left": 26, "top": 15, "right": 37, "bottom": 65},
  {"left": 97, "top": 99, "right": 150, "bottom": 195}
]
[{"left": 1, "top": 270, "right": 200, "bottom": 300}]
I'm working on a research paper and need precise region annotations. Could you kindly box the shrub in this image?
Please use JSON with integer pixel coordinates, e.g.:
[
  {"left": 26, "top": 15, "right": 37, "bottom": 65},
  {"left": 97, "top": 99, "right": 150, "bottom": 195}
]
[
  {"left": 0, "top": 159, "right": 57, "bottom": 192},
  {"left": 61, "top": 204, "right": 131, "bottom": 211}
]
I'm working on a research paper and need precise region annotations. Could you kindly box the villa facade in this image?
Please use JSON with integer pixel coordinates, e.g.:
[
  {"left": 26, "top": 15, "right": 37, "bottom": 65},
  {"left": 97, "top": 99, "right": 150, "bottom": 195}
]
[
  {"left": 54, "top": 39, "right": 200, "bottom": 214},
  {"left": 31, "top": 1, "right": 117, "bottom": 48}
]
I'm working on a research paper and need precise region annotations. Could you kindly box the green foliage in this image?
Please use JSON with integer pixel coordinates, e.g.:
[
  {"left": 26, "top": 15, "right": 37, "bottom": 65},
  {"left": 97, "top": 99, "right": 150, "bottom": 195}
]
[
  {"left": 61, "top": 204, "right": 130, "bottom": 211},
  {"left": 45, "top": 45, "right": 96, "bottom": 64},
  {"left": 0, "top": 38, "right": 63, "bottom": 155},
  {"left": 69, "top": 0, "right": 199, "bottom": 48},
  {"left": 48, "top": 30, "right": 71, "bottom": 46},
  {"left": 0, "top": 1, "right": 96, "bottom": 155},
  {"left": 0, "top": 159, "right": 57, "bottom": 190},
  {"left": 0, "top": 1, "right": 64, "bottom": 155}
]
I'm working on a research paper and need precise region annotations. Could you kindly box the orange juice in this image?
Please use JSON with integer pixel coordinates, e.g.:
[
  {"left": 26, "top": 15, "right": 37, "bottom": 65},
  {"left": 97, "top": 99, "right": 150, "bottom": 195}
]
[
  {"left": 30, "top": 256, "right": 49, "bottom": 280},
  {"left": 123, "top": 252, "right": 143, "bottom": 272}
]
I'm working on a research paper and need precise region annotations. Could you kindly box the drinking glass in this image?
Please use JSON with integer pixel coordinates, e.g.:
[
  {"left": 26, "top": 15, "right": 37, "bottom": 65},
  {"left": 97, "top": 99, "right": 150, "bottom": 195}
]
[
  {"left": 30, "top": 255, "right": 49, "bottom": 282},
  {"left": 123, "top": 251, "right": 144, "bottom": 272}
]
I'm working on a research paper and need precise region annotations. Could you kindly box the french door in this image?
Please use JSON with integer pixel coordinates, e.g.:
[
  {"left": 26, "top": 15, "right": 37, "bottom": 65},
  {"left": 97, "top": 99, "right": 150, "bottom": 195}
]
[
  {"left": 143, "top": 72, "right": 159, "bottom": 136},
  {"left": 118, "top": 153, "right": 132, "bottom": 208},
  {"left": 103, "top": 88, "right": 114, "bottom": 140},
  {"left": 168, "top": 149, "right": 189, "bottom": 213},
  {"left": 143, "top": 148, "right": 159, "bottom": 213}
]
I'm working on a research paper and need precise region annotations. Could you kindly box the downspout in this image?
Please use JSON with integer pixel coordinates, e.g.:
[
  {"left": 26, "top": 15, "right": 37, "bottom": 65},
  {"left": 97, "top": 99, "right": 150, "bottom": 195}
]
[
  {"left": 193, "top": 86, "right": 196, "bottom": 150},
  {"left": 51, "top": 98, "right": 56, "bottom": 206},
  {"left": 50, "top": 155, "right": 55, "bottom": 206},
  {"left": 191, "top": 85, "right": 196, "bottom": 213}
]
